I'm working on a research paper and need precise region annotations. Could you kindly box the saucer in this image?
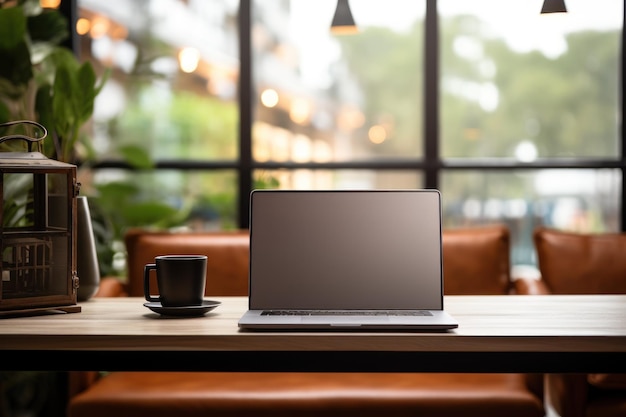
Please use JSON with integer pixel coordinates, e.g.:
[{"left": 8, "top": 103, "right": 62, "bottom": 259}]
[{"left": 144, "top": 300, "right": 221, "bottom": 317}]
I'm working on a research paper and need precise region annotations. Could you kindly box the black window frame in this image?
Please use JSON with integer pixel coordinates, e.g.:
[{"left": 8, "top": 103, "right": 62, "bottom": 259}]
[{"left": 67, "top": 0, "right": 626, "bottom": 231}]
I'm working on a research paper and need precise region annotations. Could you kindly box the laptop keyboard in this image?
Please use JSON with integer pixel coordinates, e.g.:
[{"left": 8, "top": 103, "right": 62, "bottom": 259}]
[{"left": 261, "top": 310, "right": 433, "bottom": 316}]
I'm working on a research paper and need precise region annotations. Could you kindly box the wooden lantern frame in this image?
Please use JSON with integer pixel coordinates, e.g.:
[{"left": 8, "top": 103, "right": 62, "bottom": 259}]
[{"left": 0, "top": 121, "right": 81, "bottom": 317}]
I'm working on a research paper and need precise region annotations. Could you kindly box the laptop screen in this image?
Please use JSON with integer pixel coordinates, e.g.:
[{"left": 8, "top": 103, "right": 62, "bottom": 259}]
[{"left": 248, "top": 190, "right": 444, "bottom": 311}]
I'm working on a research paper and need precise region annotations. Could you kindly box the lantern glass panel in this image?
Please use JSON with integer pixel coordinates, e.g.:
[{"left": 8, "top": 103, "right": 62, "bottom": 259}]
[{"left": 2, "top": 172, "right": 71, "bottom": 301}]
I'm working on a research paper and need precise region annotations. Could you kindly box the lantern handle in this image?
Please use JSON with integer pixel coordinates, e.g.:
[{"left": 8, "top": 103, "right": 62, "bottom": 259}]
[{"left": 0, "top": 120, "right": 48, "bottom": 152}]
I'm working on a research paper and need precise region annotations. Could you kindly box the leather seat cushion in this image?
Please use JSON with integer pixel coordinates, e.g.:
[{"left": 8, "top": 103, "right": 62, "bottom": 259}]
[{"left": 68, "top": 372, "right": 544, "bottom": 417}]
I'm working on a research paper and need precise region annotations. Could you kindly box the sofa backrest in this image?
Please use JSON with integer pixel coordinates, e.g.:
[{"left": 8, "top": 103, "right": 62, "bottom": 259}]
[
  {"left": 534, "top": 227, "right": 626, "bottom": 294},
  {"left": 125, "top": 228, "right": 250, "bottom": 297},
  {"left": 124, "top": 224, "right": 512, "bottom": 297},
  {"left": 442, "top": 225, "right": 511, "bottom": 295}
]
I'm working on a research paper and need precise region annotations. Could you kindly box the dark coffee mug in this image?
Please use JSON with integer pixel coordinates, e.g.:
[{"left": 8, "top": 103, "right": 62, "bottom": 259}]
[{"left": 143, "top": 255, "right": 207, "bottom": 307}]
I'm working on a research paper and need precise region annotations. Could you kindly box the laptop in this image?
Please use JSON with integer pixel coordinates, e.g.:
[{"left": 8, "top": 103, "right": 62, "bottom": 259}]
[{"left": 238, "top": 189, "right": 458, "bottom": 331}]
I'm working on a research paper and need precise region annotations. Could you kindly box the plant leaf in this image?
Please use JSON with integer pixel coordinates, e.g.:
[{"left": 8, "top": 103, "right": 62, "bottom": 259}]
[
  {"left": 34, "top": 83, "right": 58, "bottom": 156},
  {"left": 122, "top": 202, "right": 180, "bottom": 226},
  {"left": 0, "top": 100, "right": 11, "bottom": 123},
  {"left": 119, "top": 145, "right": 154, "bottom": 169},
  {"left": 43, "top": 48, "right": 80, "bottom": 73},
  {"left": 0, "top": 41, "right": 33, "bottom": 95},
  {"left": 27, "top": 9, "right": 68, "bottom": 46},
  {"left": 0, "top": 7, "right": 26, "bottom": 50},
  {"left": 35, "top": 83, "right": 53, "bottom": 126},
  {"left": 0, "top": 8, "right": 33, "bottom": 97},
  {"left": 76, "top": 62, "right": 97, "bottom": 123},
  {"left": 51, "top": 64, "right": 75, "bottom": 137},
  {"left": 96, "top": 181, "right": 140, "bottom": 202}
]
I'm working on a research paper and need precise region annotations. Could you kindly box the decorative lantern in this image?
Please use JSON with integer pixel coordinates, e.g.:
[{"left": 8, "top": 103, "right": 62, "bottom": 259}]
[{"left": 0, "top": 121, "right": 81, "bottom": 317}]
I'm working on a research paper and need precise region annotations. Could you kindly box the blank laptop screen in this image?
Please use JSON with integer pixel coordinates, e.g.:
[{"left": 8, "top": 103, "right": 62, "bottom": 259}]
[{"left": 248, "top": 190, "right": 444, "bottom": 311}]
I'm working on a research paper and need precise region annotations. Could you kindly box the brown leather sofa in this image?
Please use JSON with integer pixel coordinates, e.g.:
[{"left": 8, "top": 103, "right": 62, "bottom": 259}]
[
  {"left": 68, "top": 225, "right": 544, "bottom": 417},
  {"left": 533, "top": 227, "right": 626, "bottom": 417}
]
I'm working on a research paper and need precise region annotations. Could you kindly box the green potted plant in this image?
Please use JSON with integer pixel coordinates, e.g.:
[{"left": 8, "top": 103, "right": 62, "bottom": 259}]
[
  {"left": 0, "top": 1, "right": 200, "bottom": 285},
  {"left": 0, "top": 0, "right": 116, "bottom": 265}
]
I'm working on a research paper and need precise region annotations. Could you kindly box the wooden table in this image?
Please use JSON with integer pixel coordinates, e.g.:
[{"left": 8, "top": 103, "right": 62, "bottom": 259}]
[{"left": 1, "top": 295, "right": 625, "bottom": 373}]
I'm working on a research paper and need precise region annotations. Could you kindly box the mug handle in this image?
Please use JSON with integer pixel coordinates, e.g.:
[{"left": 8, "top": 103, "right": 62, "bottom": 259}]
[{"left": 144, "top": 264, "right": 160, "bottom": 302}]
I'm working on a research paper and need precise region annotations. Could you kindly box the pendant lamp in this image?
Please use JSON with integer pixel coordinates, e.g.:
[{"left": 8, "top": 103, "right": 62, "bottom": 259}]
[
  {"left": 541, "top": 0, "right": 567, "bottom": 14},
  {"left": 331, "top": 0, "right": 358, "bottom": 35}
]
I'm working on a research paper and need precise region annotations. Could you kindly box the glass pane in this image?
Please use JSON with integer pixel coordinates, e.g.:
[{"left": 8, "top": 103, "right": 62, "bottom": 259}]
[
  {"left": 2, "top": 236, "right": 68, "bottom": 298},
  {"left": 254, "top": 170, "right": 421, "bottom": 190},
  {"left": 2, "top": 173, "right": 35, "bottom": 229},
  {"left": 439, "top": 0, "right": 622, "bottom": 159},
  {"left": 77, "top": 0, "right": 240, "bottom": 162},
  {"left": 252, "top": 0, "right": 425, "bottom": 162},
  {"left": 441, "top": 169, "right": 621, "bottom": 266},
  {"left": 1, "top": 172, "right": 71, "bottom": 298}
]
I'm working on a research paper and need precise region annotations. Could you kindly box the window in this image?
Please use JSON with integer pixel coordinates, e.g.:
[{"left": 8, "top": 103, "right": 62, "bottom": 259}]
[
  {"left": 438, "top": 0, "right": 623, "bottom": 265},
  {"left": 74, "top": 0, "right": 624, "bottom": 273}
]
